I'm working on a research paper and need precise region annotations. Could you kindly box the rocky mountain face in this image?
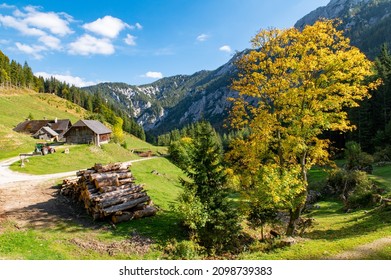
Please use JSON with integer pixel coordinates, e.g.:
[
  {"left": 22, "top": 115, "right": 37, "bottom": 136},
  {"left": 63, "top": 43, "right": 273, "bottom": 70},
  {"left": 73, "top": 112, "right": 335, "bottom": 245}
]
[
  {"left": 85, "top": 0, "right": 391, "bottom": 136},
  {"left": 295, "top": 0, "right": 391, "bottom": 58}
]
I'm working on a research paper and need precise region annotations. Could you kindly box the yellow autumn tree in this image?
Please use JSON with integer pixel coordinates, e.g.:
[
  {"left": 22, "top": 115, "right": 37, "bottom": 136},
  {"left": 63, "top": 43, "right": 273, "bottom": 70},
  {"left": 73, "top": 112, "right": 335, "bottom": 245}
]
[{"left": 228, "top": 19, "right": 379, "bottom": 236}]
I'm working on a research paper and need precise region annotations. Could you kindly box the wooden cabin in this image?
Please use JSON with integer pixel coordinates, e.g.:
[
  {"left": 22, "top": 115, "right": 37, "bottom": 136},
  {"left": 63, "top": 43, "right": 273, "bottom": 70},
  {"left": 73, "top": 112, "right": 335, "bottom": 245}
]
[
  {"left": 13, "top": 119, "right": 72, "bottom": 141},
  {"left": 63, "top": 120, "right": 112, "bottom": 146}
]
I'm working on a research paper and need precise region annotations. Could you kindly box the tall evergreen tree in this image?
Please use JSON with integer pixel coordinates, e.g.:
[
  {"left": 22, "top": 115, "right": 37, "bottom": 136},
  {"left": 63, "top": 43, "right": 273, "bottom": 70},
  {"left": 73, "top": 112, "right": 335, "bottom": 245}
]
[{"left": 174, "top": 121, "right": 241, "bottom": 253}]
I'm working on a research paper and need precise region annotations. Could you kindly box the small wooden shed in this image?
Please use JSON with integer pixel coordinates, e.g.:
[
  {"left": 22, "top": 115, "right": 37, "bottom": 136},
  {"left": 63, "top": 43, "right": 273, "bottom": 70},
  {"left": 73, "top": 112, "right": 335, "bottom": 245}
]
[
  {"left": 33, "top": 126, "right": 59, "bottom": 141},
  {"left": 63, "top": 120, "right": 112, "bottom": 146}
]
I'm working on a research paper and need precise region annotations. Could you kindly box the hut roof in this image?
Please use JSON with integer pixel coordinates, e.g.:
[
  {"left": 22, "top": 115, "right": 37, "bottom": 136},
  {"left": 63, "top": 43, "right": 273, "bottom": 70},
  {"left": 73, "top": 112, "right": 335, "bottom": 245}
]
[
  {"left": 70, "top": 120, "right": 112, "bottom": 135},
  {"left": 13, "top": 120, "right": 49, "bottom": 134},
  {"left": 35, "top": 126, "right": 59, "bottom": 137},
  {"left": 50, "top": 119, "right": 72, "bottom": 132}
]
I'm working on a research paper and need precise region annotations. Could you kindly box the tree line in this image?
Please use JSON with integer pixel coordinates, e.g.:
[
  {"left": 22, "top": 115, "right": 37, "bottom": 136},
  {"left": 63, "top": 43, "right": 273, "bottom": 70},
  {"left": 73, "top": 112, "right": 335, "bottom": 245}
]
[
  {"left": 0, "top": 50, "right": 145, "bottom": 140},
  {"left": 349, "top": 44, "right": 391, "bottom": 154}
]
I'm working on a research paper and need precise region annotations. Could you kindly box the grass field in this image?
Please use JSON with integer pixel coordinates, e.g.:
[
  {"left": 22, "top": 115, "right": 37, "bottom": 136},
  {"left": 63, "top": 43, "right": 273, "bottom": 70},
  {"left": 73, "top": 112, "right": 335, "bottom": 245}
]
[
  {"left": 0, "top": 88, "right": 85, "bottom": 160},
  {"left": 240, "top": 199, "right": 391, "bottom": 259},
  {"left": 1, "top": 161, "right": 390, "bottom": 260},
  {"left": 370, "top": 165, "right": 391, "bottom": 192}
]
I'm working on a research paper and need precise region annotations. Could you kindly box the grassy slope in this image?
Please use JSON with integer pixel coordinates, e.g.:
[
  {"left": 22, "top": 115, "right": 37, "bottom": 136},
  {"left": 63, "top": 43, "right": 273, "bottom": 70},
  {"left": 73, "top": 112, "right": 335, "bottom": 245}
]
[
  {"left": 240, "top": 199, "right": 391, "bottom": 260},
  {"left": 239, "top": 164, "right": 391, "bottom": 260},
  {"left": 0, "top": 88, "right": 166, "bottom": 172},
  {"left": 0, "top": 88, "right": 85, "bottom": 160}
]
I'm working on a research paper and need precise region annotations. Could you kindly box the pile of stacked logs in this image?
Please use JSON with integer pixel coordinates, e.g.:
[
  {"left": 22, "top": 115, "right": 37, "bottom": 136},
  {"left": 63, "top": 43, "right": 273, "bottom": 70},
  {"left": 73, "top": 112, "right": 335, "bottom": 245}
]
[{"left": 61, "top": 162, "right": 157, "bottom": 223}]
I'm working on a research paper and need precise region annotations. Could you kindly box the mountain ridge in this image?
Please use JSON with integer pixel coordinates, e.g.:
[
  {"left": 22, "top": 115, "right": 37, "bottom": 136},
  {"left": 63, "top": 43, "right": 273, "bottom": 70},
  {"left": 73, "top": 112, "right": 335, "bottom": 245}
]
[{"left": 83, "top": 51, "right": 241, "bottom": 135}]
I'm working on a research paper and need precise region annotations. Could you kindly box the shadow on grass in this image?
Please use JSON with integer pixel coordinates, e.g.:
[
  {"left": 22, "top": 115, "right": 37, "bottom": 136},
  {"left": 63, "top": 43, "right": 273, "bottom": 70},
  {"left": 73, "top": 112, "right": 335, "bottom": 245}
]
[
  {"left": 112, "top": 210, "right": 187, "bottom": 245},
  {"left": 3, "top": 184, "right": 103, "bottom": 232},
  {"left": 305, "top": 201, "right": 391, "bottom": 241}
]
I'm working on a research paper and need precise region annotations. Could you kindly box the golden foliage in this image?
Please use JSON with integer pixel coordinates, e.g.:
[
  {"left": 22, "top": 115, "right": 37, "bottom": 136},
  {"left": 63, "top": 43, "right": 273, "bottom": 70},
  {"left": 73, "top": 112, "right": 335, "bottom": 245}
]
[{"left": 228, "top": 19, "right": 378, "bottom": 214}]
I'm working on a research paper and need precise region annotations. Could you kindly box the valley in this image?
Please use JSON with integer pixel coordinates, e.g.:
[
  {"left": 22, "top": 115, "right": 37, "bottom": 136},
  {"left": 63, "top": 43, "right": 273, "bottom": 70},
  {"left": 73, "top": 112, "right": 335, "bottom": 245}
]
[{"left": 1, "top": 0, "right": 391, "bottom": 263}]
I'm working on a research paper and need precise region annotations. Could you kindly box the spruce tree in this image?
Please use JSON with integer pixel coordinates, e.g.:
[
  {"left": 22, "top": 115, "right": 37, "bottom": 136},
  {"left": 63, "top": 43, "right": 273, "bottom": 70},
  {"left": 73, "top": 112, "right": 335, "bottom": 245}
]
[{"left": 174, "top": 121, "right": 241, "bottom": 253}]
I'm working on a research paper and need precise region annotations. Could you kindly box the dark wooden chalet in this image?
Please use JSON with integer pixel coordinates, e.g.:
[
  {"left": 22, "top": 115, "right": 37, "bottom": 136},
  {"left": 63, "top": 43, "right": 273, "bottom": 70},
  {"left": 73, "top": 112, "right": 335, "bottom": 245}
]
[
  {"left": 63, "top": 120, "right": 112, "bottom": 146},
  {"left": 13, "top": 119, "right": 72, "bottom": 141}
]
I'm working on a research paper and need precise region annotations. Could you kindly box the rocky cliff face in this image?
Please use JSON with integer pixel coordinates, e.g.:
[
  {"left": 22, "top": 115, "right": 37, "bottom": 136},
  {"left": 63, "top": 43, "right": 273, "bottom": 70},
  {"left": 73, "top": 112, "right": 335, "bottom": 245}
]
[
  {"left": 295, "top": 0, "right": 391, "bottom": 57},
  {"left": 295, "top": 0, "right": 371, "bottom": 29}
]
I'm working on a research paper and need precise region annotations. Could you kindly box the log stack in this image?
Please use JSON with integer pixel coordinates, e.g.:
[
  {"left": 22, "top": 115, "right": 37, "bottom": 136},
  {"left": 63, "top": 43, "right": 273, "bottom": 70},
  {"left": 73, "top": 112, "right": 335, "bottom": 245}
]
[{"left": 61, "top": 162, "right": 158, "bottom": 223}]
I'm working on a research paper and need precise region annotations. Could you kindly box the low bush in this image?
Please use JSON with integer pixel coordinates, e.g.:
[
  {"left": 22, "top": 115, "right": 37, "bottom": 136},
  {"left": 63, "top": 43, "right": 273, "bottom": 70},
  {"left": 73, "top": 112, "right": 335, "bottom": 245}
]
[
  {"left": 373, "top": 145, "right": 391, "bottom": 162},
  {"left": 164, "top": 239, "right": 203, "bottom": 260},
  {"left": 324, "top": 168, "right": 375, "bottom": 210},
  {"left": 344, "top": 141, "right": 374, "bottom": 173}
]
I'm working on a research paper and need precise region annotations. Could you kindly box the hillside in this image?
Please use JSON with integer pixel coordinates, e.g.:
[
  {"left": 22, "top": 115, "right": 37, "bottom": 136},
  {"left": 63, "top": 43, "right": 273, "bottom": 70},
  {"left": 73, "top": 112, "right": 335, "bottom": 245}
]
[
  {"left": 0, "top": 88, "right": 85, "bottom": 159},
  {"left": 0, "top": 88, "right": 166, "bottom": 171}
]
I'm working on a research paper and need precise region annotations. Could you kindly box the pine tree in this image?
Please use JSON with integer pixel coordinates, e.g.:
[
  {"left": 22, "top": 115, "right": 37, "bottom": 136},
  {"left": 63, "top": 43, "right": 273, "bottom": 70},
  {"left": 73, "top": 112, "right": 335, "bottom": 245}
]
[{"left": 174, "top": 121, "right": 241, "bottom": 253}]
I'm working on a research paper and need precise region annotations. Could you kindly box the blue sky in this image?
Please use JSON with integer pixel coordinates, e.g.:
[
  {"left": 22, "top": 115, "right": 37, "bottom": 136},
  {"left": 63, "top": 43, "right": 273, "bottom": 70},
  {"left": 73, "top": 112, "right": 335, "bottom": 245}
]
[{"left": 0, "top": 0, "right": 330, "bottom": 86}]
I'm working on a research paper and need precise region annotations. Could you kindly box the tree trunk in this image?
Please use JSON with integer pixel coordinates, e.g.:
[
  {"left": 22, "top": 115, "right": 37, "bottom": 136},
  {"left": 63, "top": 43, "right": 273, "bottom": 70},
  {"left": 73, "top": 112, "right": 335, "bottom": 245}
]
[
  {"left": 286, "top": 206, "right": 302, "bottom": 236},
  {"left": 285, "top": 152, "right": 309, "bottom": 236},
  {"left": 99, "top": 192, "right": 147, "bottom": 208}
]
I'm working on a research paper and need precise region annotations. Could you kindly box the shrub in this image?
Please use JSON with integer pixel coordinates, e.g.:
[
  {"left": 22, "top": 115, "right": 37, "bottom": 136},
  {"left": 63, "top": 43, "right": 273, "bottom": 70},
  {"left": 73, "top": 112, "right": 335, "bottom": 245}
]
[
  {"left": 164, "top": 239, "right": 203, "bottom": 260},
  {"left": 324, "top": 168, "right": 375, "bottom": 210},
  {"left": 373, "top": 145, "right": 391, "bottom": 162},
  {"left": 345, "top": 141, "right": 374, "bottom": 173},
  {"left": 173, "top": 184, "right": 208, "bottom": 235}
]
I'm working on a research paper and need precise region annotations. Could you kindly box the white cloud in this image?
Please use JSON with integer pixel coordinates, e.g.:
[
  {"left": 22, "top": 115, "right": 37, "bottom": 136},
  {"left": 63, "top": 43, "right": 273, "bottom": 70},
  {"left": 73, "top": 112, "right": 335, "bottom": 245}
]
[
  {"left": 83, "top": 15, "right": 129, "bottom": 38},
  {"left": 39, "top": 35, "right": 61, "bottom": 50},
  {"left": 135, "top": 22, "right": 142, "bottom": 30},
  {"left": 0, "top": 14, "right": 46, "bottom": 36},
  {"left": 68, "top": 34, "right": 115, "bottom": 56},
  {"left": 0, "top": 39, "right": 10, "bottom": 45},
  {"left": 0, "top": 6, "right": 72, "bottom": 38},
  {"left": 35, "top": 71, "right": 97, "bottom": 87},
  {"left": 34, "top": 71, "right": 97, "bottom": 87},
  {"left": 143, "top": 71, "right": 163, "bottom": 79},
  {"left": 22, "top": 6, "right": 73, "bottom": 36},
  {"left": 0, "top": 3, "right": 15, "bottom": 9},
  {"left": 15, "top": 42, "right": 46, "bottom": 59},
  {"left": 124, "top": 34, "right": 137, "bottom": 46},
  {"left": 196, "top": 34, "right": 209, "bottom": 42},
  {"left": 219, "top": 45, "right": 232, "bottom": 53}
]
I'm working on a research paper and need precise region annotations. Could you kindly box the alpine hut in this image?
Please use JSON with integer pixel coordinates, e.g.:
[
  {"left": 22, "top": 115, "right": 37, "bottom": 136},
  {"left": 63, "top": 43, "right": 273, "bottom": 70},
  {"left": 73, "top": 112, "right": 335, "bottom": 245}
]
[{"left": 63, "top": 120, "right": 112, "bottom": 146}]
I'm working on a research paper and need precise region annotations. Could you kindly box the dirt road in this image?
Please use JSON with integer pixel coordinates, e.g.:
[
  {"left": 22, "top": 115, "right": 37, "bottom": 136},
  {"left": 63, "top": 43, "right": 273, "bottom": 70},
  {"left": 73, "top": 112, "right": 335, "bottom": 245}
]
[
  {"left": 0, "top": 156, "right": 156, "bottom": 187},
  {"left": 0, "top": 156, "right": 159, "bottom": 228},
  {"left": 0, "top": 157, "right": 77, "bottom": 187}
]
